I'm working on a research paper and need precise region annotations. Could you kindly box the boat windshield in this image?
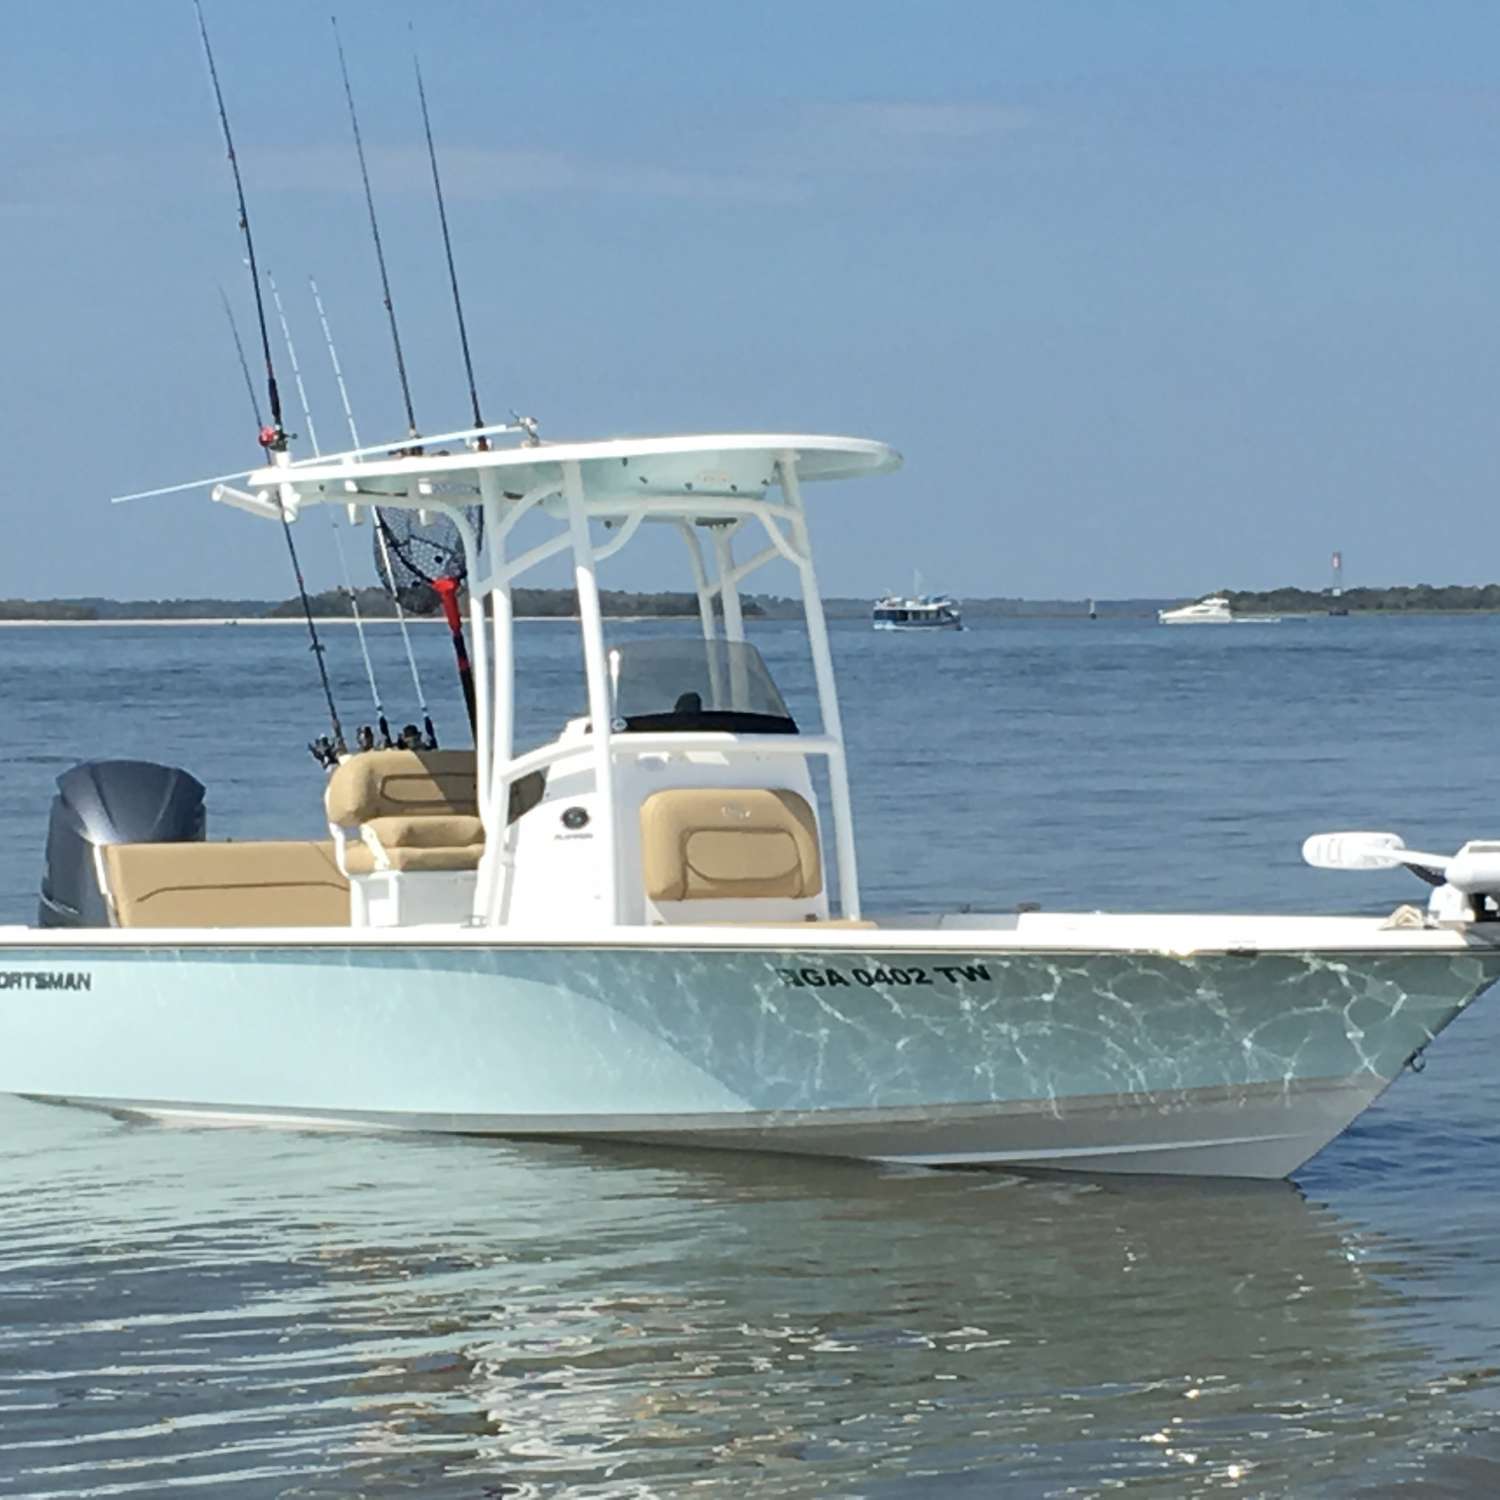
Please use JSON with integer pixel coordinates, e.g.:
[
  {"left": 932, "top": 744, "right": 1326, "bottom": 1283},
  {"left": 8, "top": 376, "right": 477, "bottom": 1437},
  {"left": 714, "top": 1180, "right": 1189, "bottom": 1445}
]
[{"left": 607, "top": 638, "right": 797, "bottom": 734}]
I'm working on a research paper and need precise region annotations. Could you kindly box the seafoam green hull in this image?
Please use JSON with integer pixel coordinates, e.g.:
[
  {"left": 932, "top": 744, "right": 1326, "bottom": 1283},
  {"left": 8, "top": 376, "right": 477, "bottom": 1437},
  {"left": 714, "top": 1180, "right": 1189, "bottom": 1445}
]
[{"left": 1, "top": 942, "right": 1495, "bottom": 1177}]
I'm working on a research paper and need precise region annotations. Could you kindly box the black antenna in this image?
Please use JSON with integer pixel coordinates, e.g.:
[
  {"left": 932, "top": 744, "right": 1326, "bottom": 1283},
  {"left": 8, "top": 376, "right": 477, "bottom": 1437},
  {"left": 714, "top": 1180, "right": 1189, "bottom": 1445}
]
[
  {"left": 218, "top": 284, "right": 263, "bottom": 430},
  {"left": 194, "top": 0, "right": 284, "bottom": 450},
  {"left": 412, "top": 33, "right": 485, "bottom": 443},
  {"left": 333, "top": 15, "right": 419, "bottom": 442}
]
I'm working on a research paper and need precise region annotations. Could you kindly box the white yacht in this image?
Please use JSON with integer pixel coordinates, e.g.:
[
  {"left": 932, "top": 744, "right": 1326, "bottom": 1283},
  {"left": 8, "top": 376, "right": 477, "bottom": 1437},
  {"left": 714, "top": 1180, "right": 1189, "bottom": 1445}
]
[
  {"left": 1157, "top": 594, "right": 1233, "bottom": 624},
  {"left": 2, "top": 429, "right": 1498, "bottom": 1179}
]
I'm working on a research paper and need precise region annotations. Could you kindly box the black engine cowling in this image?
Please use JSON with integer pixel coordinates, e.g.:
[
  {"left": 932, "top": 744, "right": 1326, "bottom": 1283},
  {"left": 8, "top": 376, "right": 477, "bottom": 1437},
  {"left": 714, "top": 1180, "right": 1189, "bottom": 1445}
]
[{"left": 38, "top": 760, "right": 206, "bottom": 927}]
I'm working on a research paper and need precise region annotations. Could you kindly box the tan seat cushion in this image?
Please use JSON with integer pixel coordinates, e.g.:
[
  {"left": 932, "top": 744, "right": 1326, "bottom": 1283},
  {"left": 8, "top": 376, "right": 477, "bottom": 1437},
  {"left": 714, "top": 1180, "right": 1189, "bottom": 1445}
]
[
  {"left": 344, "top": 814, "right": 486, "bottom": 875},
  {"left": 103, "top": 841, "right": 349, "bottom": 928},
  {"left": 363, "top": 814, "right": 485, "bottom": 849},
  {"left": 325, "top": 750, "right": 479, "bottom": 826},
  {"left": 641, "top": 788, "right": 822, "bottom": 902},
  {"left": 344, "top": 843, "right": 485, "bottom": 875},
  {"left": 326, "top": 751, "right": 544, "bottom": 828}
]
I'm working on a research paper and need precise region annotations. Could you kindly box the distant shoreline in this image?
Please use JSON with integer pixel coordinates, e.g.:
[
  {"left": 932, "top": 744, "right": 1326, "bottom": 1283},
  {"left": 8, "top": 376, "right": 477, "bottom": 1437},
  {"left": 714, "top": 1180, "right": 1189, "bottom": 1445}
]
[
  {"left": 5, "top": 582, "right": 1500, "bottom": 625},
  {"left": 3, "top": 607, "right": 1499, "bottom": 628},
  {"left": 0, "top": 616, "right": 590, "bottom": 628}
]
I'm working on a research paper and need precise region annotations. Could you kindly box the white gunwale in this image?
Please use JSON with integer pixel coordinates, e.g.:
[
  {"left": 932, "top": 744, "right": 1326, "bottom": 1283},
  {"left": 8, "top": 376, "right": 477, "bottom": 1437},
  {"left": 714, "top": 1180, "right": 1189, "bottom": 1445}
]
[{"left": 5, "top": 914, "right": 1493, "bottom": 957}]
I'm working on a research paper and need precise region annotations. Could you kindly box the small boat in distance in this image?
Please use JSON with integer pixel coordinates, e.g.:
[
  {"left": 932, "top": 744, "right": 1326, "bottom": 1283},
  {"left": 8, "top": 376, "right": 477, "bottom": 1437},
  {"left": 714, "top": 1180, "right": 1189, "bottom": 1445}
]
[
  {"left": 873, "top": 573, "right": 963, "bottom": 631},
  {"left": 1152, "top": 594, "right": 1284, "bottom": 624},
  {"left": 1158, "top": 595, "right": 1233, "bottom": 624},
  {"left": 1157, "top": 594, "right": 1282, "bottom": 626}
]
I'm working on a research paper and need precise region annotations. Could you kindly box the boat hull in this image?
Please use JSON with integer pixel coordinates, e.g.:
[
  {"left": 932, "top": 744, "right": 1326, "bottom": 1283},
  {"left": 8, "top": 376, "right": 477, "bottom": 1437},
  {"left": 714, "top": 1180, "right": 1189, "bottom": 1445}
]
[{"left": 1, "top": 938, "right": 1493, "bottom": 1178}]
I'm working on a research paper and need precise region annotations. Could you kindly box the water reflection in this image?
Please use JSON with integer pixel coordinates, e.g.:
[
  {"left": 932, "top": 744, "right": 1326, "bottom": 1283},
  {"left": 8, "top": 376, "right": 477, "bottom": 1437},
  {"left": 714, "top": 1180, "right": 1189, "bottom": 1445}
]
[{"left": 1, "top": 1097, "right": 1491, "bottom": 1496}]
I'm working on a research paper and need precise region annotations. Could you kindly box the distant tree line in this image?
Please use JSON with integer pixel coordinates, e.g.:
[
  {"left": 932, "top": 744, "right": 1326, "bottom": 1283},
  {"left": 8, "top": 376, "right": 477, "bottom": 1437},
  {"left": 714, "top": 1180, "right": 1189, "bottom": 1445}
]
[
  {"left": 266, "top": 586, "right": 765, "bottom": 619},
  {"left": 0, "top": 596, "right": 270, "bottom": 621},
  {"left": 747, "top": 595, "right": 1163, "bottom": 619},
  {"left": 0, "top": 588, "right": 761, "bottom": 621},
  {"left": 11, "top": 584, "right": 1500, "bottom": 624},
  {"left": 1225, "top": 585, "right": 1500, "bottom": 614},
  {"left": 0, "top": 599, "right": 96, "bottom": 620}
]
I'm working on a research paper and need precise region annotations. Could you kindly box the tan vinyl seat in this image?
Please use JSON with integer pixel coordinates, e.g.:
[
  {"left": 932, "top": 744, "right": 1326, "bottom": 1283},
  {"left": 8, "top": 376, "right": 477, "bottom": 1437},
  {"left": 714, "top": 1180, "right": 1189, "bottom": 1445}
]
[
  {"left": 325, "top": 750, "right": 480, "bottom": 825},
  {"left": 640, "top": 788, "right": 823, "bottom": 903},
  {"left": 344, "top": 815, "right": 486, "bottom": 875},
  {"left": 102, "top": 841, "right": 349, "bottom": 928},
  {"left": 325, "top": 750, "right": 544, "bottom": 876}
]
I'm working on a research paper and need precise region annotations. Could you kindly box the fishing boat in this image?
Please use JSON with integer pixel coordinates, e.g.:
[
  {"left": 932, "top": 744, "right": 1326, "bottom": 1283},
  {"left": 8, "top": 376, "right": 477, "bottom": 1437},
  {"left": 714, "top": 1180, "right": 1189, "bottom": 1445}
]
[
  {"left": 3, "top": 428, "right": 1500, "bottom": 1180},
  {"left": 872, "top": 576, "right": 963, "bottom": 631},
  {"left": 6, "top": 7, "right": 1496, "bottom": 1182}
]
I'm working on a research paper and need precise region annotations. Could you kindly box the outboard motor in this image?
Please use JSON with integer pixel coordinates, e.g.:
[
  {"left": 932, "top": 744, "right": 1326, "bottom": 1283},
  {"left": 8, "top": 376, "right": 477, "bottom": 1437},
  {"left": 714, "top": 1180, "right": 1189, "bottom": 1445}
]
[{"left": 38, "top": 760, "right": 206, "bottom": 928}]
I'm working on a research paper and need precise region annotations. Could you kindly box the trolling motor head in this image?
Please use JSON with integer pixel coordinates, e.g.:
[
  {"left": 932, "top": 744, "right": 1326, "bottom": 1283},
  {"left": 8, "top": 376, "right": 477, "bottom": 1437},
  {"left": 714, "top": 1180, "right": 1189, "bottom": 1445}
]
[{"left": 1303, "top": 831, "right": 1500, "bottom": 922}]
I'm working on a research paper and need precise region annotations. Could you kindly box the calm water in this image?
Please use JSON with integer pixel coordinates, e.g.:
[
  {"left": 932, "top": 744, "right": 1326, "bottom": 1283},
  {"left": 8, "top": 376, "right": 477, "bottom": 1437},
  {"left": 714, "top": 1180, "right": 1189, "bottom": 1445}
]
[{"left": 4, "top": 614, "right": 1500, "bottom": 1496}]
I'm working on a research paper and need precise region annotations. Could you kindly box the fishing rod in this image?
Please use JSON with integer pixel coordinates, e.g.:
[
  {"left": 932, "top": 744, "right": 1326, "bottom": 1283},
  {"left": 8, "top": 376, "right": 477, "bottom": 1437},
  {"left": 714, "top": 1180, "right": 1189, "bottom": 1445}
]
[
  {"left": 309, "top": 274, "right": 438, "bottom": 749},
  {"left": 264, "top": 271, "right": 319, "bottom": 455},
  {"left": 412, "top": 36, "right": 485, "bottom": 446},
  {"left": 194, "top": 0, "right": 283, "bottom": 451},
  {"left": 266, "top": 270, "right": 392, "bottom": 749},
  {"left": 332, "top": 14, "right": 419, "bottom": 444},
  {"left": 219, "top": 283, "right": 263, "bottom": 429},
  {"left": 194, "top": 0, "right": 344, "bottom": 762},
  {"left": 332, "top": 19, "right": 484, "bottom": 742},
  {"left": 309, "top": 276, "right": 363, "bottom": 452}
]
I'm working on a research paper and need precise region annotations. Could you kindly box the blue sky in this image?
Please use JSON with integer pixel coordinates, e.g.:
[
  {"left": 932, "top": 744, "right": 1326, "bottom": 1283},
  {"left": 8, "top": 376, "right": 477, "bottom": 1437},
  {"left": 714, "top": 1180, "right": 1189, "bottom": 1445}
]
[{"left": 5, "top": 1, "right": 1500, "bottom": 600}]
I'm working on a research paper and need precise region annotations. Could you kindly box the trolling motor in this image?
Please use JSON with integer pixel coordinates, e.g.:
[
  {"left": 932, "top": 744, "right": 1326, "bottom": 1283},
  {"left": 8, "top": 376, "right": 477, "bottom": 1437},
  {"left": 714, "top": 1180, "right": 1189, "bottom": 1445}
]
[{"left": 1303, "top": 831, "right": 1500, "bottom": 922}]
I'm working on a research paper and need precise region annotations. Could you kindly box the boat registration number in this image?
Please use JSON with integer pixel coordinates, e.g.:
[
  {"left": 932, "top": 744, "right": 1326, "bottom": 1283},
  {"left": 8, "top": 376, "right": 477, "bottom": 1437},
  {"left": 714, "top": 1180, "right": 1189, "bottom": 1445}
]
[{"left": 775, "top": 962, "right": 992, "bottom": 989}]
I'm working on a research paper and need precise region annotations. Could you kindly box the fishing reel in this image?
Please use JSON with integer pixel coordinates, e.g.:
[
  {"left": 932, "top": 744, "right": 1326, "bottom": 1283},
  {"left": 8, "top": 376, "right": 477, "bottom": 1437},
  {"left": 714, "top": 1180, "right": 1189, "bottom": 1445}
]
[
  {"left": 308, "top": 735, "right": 342, "bottom": 770},
  {"left": 1303, "top": 832, "right": 1500, "bottom": 922}
]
